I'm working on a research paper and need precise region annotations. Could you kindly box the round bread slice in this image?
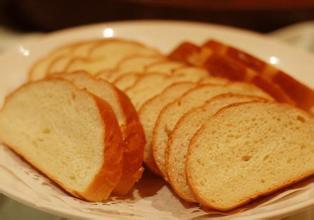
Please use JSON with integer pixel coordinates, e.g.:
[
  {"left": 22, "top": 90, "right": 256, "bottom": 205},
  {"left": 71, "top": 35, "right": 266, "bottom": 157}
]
[
  {"left": 139, "top": 82, "right": 197, "bottom": 175},
  {"left": 53, "top": 72, "right": 145, "bottom": 195},
  {"left": 152, "top": 83, "right": 272, "bottom": 178},
  {"left": 125, "top": 71, "right": 208, "bottom": 109},
  {"left": 167, "top": 94, "right": 266, "bottom": 202},
  {"left": 186, "top": 102, "right": 314, "bottom": 211},
  {"left": 145, "top": 60, "right": 186, "bottom": 74},
  {"left": 65, "top": 39, "right": 161, "bottom": 74},
  {"left": 0, "top": 79, "right": 124, "bottom": 201}
]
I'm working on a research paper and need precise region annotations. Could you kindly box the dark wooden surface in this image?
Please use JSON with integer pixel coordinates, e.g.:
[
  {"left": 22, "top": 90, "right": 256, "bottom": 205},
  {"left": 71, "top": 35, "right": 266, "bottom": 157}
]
[{"left": 1, "top": 0, "right": 314, "bottom": 32}]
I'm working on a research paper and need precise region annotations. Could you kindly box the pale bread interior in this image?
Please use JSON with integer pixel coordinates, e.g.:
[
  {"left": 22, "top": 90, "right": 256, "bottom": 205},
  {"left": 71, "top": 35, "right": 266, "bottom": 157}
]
[
  {"left": 139, "top": 82, "right": 197, "bottom": 174},
  {"left": 0, "top": 79, "right": 117, "bottom": 200},
  {"left": 167, "top": 93, "right": 266, "bottom": 202},
  {"left": 153, "top": 83, "right": 272, "bottom": 177},
  {"left": 187, "top": 102, "right": 314, "bottom": 211}
]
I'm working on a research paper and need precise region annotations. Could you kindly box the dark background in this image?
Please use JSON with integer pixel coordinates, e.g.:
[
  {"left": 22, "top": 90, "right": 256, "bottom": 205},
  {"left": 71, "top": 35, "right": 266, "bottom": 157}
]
[{"left": 0, "top": 0, "right": 314, "bottom": 33}]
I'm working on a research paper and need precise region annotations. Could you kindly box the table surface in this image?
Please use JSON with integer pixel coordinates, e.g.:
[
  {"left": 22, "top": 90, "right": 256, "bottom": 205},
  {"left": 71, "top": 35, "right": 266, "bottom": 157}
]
[{"left": 0, "top": 21, "right": 313, "bottom": 220}]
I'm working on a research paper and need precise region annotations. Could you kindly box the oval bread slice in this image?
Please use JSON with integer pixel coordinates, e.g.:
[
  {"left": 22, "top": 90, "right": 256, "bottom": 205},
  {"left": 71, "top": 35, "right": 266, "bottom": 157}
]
[
  {"left": 53, "top": 72, "right": 145, "bottom": 195},
  {"left": 187, "top": 102, "right": 314, "bottom": 211},
  {"left": 167, "top": 93, "right": 266, "bottom": 202},
  {"left": 0, "top": 79, "right": 124, "bottom": 201},
  {"left": 125, "top": 72, "right": 208, "bottom": 109},
  {"left": 65, "top": 39, "right": 161, "bottom": 74},
  {"left": 153, "top": 83, "right": 272, "bottom": 177},
  {"left": 111, "top": 73, "right": 142, "bottom": 91},
  {"left": 139, "top": 82, "right": 197, "bottom": 174},
  {"left": 145, "top": 60, "right": 185, "bottom": 74}
]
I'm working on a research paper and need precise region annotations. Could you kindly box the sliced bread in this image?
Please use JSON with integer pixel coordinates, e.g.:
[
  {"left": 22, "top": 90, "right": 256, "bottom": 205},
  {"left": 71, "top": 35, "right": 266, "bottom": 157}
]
[
  {"left": 145, "top": 60, "right": 186, "bottom": 74},
  {"left": 52, "top": 72, "right": 145, "bottom": 195},
  {"left": 139, "top": 82, "right": 197, "bottom": 175},
  {"left": 0, "top": 79, "right": 124, "bottom": 201},
  {"left": 125, "top": 72, "right": 208, "bottom": 109},
  {"left": 186, "top": 102, "right": 314, "bottom": 211},
  {"left": 167, "top": 94, "right": 266, "bottom": 202},
  {"left": 111, "top": 73, "right": 142, "bottom": 91},
  {"left": 152, "top": 83, "right": 272, "bottom": 177},
  {"left": 65, "top": 39, "right": 160, "bottom": 74}
]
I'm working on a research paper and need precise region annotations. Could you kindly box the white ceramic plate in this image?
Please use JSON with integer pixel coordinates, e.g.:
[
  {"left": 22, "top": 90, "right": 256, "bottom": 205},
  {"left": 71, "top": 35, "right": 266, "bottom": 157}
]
[{"left": 0, "top": 20, "right": 313, "bottom": 220}]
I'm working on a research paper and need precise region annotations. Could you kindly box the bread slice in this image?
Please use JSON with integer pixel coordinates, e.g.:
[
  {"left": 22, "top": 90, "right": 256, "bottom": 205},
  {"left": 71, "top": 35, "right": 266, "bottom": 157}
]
[
  {"left": 100, "top": 55, "right": 165, "bottom": 83},
  {"left": 0, "top": 79, "right": 124, "bottom": 201},
  {"left": 52, "top": 72, "right": 145, "bottom": 195},
  {"left": 167, "top": 94, "right": 266, "bottom": 202},
  {"left": 28, "top": 40, "right": 101, "bottom": 81},
  {"left": 139, "top": 82, "right": 197, "bottom": 175},
  {"left": 47, "top": 42, "right": 97, "bottom": 75},
  {"left": 186, "top": 102, "right": 314, "bottom": 211},
  {"left": 111, "top": 73, "right": 142, "bottom": 91},
  {"left": 152, "top": 83, "right": 272, "bottom": 177},
  {"left": 116, "top": 55, "right": 165, "bottom": 74},
  {"left": 145, "top": 60, "right": 185, "bottom": 74},
  {"left": 125, "top": 71, "right": 209, "bottom": 110},
  {"left": 65, "top": 39, "right": 160, "bottom": 74},
  {"left": 203, "top": 40, "right": 314, "bottom": 112}
]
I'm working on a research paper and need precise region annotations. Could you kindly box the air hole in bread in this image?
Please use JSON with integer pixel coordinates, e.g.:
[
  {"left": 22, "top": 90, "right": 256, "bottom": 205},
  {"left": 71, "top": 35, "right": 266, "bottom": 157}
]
[
  {"left": 297, "top": 115, "right": 305, "bottom": 123},
  {"left": 71, "top": 92, "right": 77, "bottom": 100},
  {"left": 242, "top": 155, "right": 251, "bottom": 161},
  {"left": 42, "top": 128, "right": 51, "bottom": 134},
  {"left": 260, "top": 179, "right": 265, "bottom": 183}
]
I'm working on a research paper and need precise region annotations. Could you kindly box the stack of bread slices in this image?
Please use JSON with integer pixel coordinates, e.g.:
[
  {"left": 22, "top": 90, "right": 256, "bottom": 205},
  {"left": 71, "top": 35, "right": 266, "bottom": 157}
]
[{"left": 0, "top": 39, "right": 313, "bottom": 212}]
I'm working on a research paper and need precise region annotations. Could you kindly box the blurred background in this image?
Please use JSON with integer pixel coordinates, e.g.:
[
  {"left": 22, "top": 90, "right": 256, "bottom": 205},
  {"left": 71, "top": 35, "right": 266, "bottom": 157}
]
[{"left": 0, "top": 0, "right": 313, "bottom": 33}]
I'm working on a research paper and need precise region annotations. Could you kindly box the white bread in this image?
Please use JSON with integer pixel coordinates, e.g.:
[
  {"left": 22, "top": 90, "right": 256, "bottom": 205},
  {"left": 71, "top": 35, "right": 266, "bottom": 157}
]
[
  {"left": 65, "top": 39, "right": 160, "bottom": 74},
  {"left": 145, "top": 60, "right": 185, "bottom": 73},
  {"left": 0, "top": 79, "right": 124, "bottom": 201},
  {"left": 113, "top": 55, "right": 165, "bottom": 77},
  {"left": 52, "top": 72, "right": 145, "bottom": 195},
  {"left": 111, "top": 73, "right": 142, "bottom": 91},
  {"left": 139, "top": 82, "right": 197, "bottom": 175},
  {"left": 28, "top": 40, "right": 101, "bottom": 81},
  {"left": 125, "top": 72, "right": 208, "bottom": 109},
  {"left": 186, "top": 102, "right": 314, "bottom": 211},
  {"left": 167, "top": 94, "right": 266, "bottom": 202},
  {"left": 152, "top": 83, "right": 272, "bottom": 177}
]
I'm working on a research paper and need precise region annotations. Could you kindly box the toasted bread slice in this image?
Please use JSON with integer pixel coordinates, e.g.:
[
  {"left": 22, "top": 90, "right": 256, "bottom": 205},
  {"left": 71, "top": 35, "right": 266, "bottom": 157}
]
[
  {"left": 65, "top": 39, "right": 160, "bottom": 74},
  {"left": 0, "top": 79, "right": 124, "bottom": 201},
  {"left": 139, "top": 82, "right": 197, "bottom": 175},
  {"left": 53, "top": 72, "right": 145, "bottom": 195},
  {"left": 187, "top": 102, "right": 314, "bottom": 211},
  {"left": 152, "top": 83, "right": 272, "bottom": 177},
  {"left": 125, "top": 71, "right": 208, "bottom": 109},
  {"left": 167, "top": 94, "right": 266, "bottom": 202}
]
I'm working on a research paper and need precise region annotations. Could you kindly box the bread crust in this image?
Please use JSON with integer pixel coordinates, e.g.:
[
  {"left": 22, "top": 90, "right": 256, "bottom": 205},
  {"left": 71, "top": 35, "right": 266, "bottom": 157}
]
[
  {"left": 186, "top": 101, "right": 314, "bottom": 211},
  {"left": 113, "top": 87, "right": 145, "bottom": 195},
  {"left": 51, "top": 72, "right": 145, "bottom": 195}
]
